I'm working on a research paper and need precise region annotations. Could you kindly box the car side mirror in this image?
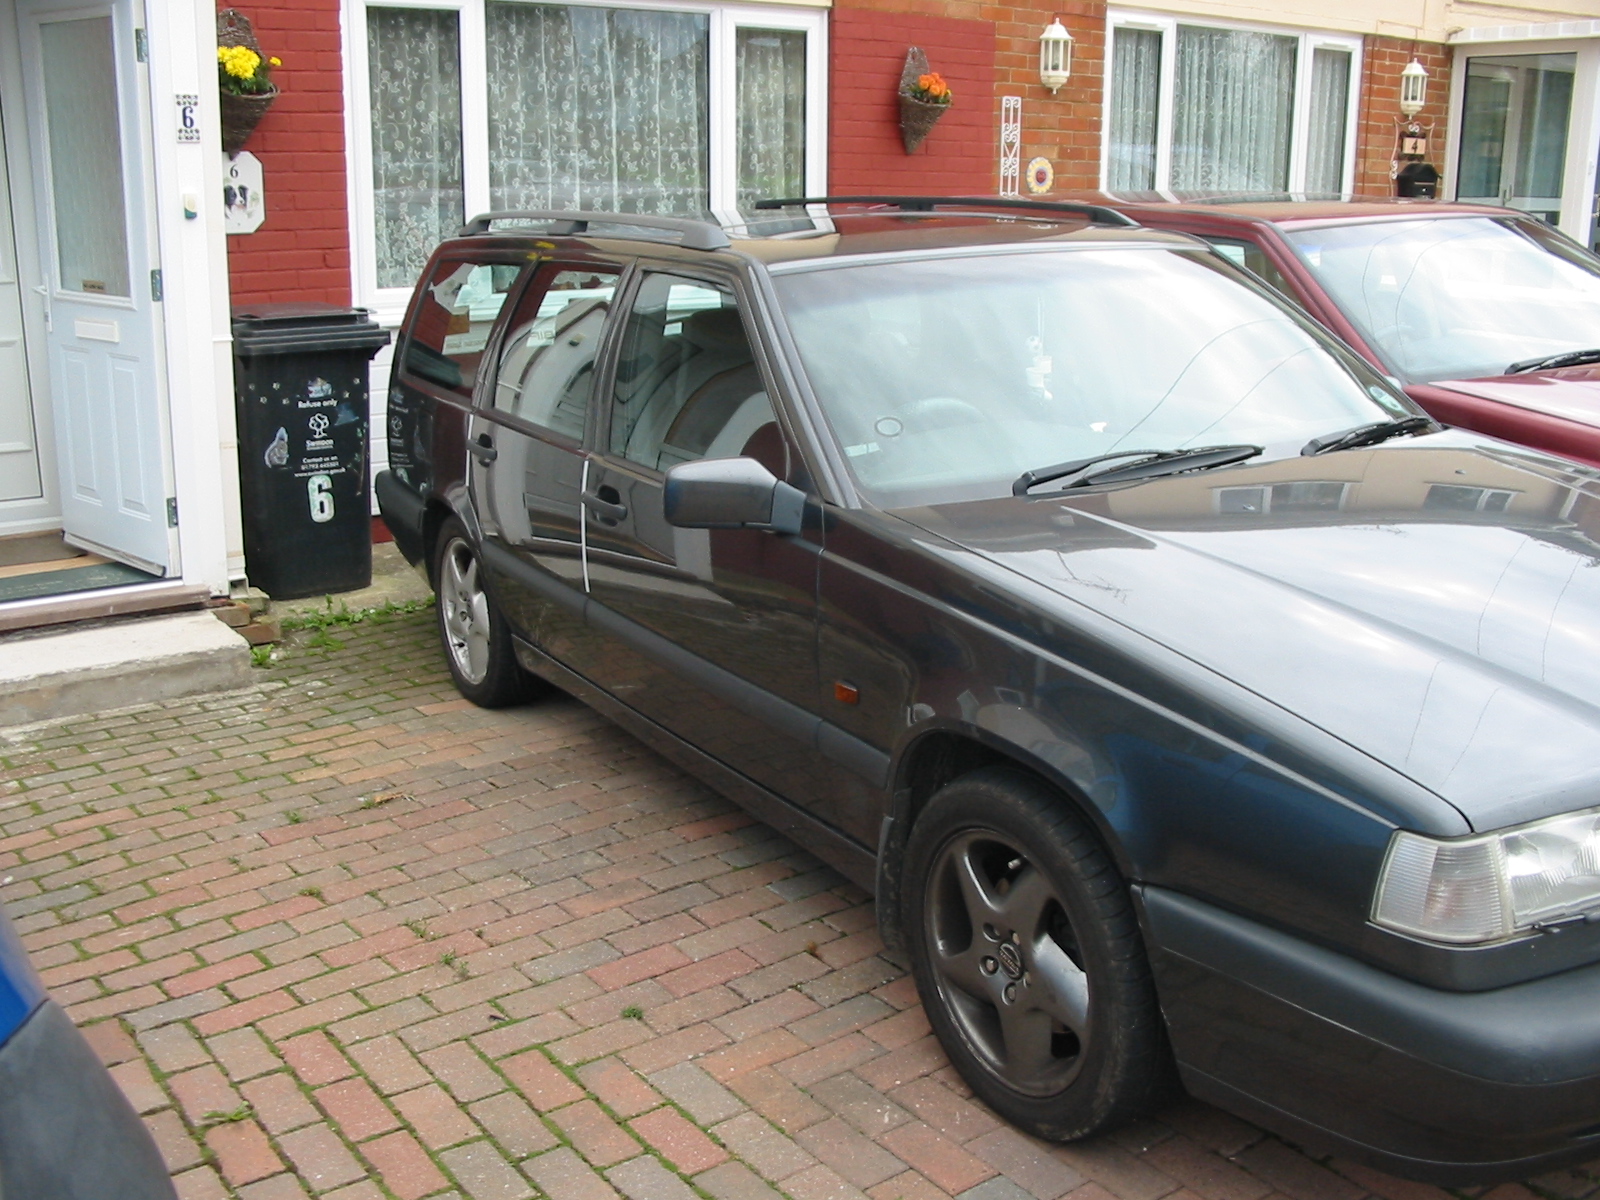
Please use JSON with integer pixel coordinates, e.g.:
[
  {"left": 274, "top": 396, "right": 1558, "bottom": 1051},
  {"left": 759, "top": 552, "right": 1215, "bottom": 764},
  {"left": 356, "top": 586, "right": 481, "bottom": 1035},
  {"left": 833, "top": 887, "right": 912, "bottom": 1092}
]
[{"left": 664, "top": 457, "right": 805, "bottom": 536}]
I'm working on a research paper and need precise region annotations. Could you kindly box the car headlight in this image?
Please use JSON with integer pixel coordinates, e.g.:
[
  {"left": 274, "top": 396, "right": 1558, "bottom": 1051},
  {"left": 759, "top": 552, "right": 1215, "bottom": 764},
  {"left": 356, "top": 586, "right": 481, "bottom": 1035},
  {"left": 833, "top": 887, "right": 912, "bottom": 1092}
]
[{"left": 1373, "top": 808, "right": 1600, "bottom": 944}]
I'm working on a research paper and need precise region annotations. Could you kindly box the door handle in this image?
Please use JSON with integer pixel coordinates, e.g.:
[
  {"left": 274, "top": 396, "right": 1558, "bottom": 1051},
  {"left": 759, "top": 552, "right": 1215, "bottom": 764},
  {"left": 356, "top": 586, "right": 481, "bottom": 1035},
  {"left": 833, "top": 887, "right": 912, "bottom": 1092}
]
[
  {"left": 582, "top": 488, "right": 628, "bottom": 522},
  {"left": 472, "top": 433, "right": 497, "bottom": 464}
]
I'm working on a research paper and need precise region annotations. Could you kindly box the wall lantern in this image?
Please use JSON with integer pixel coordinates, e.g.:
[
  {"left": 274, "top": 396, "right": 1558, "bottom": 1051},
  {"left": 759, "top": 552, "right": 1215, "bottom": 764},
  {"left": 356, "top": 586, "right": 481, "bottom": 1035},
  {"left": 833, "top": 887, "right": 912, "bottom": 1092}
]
[
  {"left": 1400, "top": 58, "right": 1429, "bottom": 118},
  {"left": 1040, "top": 17, "right": 1073, "bottom": 93}
]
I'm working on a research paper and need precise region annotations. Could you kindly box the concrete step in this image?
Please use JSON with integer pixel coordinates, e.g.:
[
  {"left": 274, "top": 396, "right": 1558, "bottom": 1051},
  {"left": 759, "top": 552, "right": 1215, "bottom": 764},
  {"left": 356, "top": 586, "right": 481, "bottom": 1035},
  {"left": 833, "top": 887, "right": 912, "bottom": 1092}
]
[{"left": 0, "top": 611, "right": 254, "bottom": 728}]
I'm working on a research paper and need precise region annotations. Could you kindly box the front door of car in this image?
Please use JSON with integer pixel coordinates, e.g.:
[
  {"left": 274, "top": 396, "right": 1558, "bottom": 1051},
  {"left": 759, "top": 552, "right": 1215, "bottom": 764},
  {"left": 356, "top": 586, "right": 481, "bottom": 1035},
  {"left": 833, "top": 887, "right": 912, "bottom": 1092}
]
[
  {"left": 468, "top": 261, "right": 621, "bottom": 666},
  {"left": 575, "top": 269, "right": 834, "bottom": 814}
]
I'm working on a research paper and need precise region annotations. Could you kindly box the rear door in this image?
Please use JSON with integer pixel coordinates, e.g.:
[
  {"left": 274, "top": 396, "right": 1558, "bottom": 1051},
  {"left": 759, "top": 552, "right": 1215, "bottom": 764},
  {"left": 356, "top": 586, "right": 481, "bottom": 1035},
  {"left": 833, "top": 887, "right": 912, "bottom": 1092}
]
[{"left": 469, "top": 261, "right": 621, "bottom": 664}]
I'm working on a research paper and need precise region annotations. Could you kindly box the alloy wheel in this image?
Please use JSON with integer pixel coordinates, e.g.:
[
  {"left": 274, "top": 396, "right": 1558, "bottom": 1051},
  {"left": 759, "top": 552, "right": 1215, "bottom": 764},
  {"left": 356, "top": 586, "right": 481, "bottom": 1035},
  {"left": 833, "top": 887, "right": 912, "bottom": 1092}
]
[
  {"left": 924, "top": 829, "right": 1091, "bottom": 1097},
  {"left": 438, "top": 538, "right": 491, "bottom": 686}
]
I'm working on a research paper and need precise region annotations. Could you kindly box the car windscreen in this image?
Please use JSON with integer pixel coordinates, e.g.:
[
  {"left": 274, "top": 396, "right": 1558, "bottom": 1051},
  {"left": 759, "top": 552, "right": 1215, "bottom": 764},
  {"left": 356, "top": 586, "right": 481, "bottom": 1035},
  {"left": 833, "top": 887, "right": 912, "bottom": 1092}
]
[
  {"left": 770, "top": 246, "right": 1408, "bottom": 507},
  {"left": 1282, "top": 216, "right": 1600, "bottom": 384}
]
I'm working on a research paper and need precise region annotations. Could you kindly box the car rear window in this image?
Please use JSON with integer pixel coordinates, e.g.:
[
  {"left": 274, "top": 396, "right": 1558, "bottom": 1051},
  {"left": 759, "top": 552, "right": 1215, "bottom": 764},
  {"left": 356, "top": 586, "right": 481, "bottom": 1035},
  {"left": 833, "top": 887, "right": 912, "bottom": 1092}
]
[{"left": 402, "top": 258, "right": 526, "bottom": 399}]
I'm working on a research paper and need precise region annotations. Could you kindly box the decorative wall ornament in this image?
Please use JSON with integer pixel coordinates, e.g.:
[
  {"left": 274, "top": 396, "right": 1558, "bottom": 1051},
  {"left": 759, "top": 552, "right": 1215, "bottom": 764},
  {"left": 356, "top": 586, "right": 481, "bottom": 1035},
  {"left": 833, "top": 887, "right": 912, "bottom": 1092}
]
[
  {"left": 898, "top": 47, "right": 953, "bottom": 154},
  {"left": 224, "top": 151, "right": 266, "bottom": 234},
  {"left": 1026, "top": 156, "right": 1054, "bottom": 194},
  {"left": 217, "top": 9, "right": 280, "bottom": 156},
  {"left": 1000, "top": 96, "right": 1022, "bottom": 196}
]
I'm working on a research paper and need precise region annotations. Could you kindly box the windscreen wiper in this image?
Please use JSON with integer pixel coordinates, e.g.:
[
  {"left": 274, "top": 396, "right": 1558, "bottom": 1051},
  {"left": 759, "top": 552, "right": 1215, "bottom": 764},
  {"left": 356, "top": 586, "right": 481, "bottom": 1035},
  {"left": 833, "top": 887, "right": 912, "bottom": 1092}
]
[
  {"left": 1507, "top": 348, "right": 1600, "bottom": 374},
  {"left": 1013, "top": 449, "right": 1165, "bottom": 495},
  {"left": 1013, "top": 445, "right": 1263, "bottom": 495},
  {"left": 1301, "top": 415, "right": 1435, "bottom": 457}
]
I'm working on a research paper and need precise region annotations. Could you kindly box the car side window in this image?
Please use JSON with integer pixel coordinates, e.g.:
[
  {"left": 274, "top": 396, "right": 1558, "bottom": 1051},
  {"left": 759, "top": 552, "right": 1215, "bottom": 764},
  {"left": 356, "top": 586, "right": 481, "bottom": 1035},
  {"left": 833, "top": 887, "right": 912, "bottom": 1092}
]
[
  {"left": 491, "top": 265, "right": 620, "bottom": 441},
  {"left": 1204, "top": 237, "right": 1296, "bottom": 300},
  {"left": 607, "top": 273, "right": 777, "bottom": 473},
  {"left": 402, "top": 259, "right": 524, "bottom": 399}
]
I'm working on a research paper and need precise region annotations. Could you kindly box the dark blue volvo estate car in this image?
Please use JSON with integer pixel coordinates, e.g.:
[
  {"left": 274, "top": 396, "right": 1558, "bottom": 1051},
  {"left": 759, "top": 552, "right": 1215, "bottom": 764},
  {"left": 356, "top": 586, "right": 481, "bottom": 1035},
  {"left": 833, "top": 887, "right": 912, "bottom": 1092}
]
[
  {"left": 376, "top": 198, "right": 1600, "bottom": 1183},
  {"left": 0, "top": 903, "right": 177, "bottom": 1198}
]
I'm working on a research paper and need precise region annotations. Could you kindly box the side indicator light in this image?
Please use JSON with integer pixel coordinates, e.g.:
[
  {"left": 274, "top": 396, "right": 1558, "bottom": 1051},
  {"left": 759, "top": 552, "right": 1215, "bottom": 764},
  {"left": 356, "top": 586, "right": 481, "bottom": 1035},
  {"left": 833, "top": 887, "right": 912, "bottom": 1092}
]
[{"left": 834, "top": 681, "right": 860, "bottom": 705}]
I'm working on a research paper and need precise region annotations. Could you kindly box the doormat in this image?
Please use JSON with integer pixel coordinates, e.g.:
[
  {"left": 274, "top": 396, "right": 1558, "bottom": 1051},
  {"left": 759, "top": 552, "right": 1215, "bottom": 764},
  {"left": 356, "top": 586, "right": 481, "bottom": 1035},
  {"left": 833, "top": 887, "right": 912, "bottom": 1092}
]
[
  {"left": 0, "top": 561, "right": 159, "bottom": 604},
  {"left": 0, "top": 533, "right": 86, "bottom": 569}
]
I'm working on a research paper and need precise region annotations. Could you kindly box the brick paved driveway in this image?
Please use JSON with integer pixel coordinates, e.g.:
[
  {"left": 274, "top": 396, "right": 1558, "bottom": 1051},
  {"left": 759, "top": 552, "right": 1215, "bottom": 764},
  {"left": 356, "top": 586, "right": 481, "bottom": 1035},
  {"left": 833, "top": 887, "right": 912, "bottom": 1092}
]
[{"left": 0, "top": 609, "right": 1581, "bottom": 1200}]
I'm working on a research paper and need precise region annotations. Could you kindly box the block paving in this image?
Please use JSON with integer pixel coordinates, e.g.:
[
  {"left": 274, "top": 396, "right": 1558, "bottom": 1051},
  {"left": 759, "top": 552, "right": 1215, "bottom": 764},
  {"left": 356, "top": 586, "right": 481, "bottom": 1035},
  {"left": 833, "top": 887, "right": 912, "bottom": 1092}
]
[{"left": 0, "top": 606, "right": 1589, "bottom": 1200}]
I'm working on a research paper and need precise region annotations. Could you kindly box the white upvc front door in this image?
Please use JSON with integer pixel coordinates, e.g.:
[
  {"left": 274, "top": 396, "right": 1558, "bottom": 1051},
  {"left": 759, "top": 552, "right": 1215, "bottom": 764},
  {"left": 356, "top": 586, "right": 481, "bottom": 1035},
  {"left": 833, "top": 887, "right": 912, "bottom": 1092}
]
[{"left": 16, "top": 0, "right": 175, "bottom": 575}]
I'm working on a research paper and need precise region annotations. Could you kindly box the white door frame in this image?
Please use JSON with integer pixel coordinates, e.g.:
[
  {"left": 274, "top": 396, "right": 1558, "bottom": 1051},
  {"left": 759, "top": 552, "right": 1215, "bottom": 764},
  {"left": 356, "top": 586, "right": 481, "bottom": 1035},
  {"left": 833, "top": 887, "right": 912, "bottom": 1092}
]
[
  {"left": 0, "top": 0, "right": 239, "bottom": 598},
  {"left": 0, "top": 0, "right": 60, "bottom": 534}
]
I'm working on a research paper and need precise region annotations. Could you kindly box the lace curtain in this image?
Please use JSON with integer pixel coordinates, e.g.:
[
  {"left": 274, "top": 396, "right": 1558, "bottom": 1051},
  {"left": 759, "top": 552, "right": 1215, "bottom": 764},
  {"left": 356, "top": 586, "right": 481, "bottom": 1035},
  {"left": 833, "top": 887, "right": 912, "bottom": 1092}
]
[
  {"left": 1107, "top": 27, "right": 1160, "bottom": 192},
  {"left": 1304, "top": 48, "right": 1351, "bottom": 196},
  {"left": 486, "top": 3, "right": 709, "bottom": 215},
  {"left": 1171, "top": 26, "right": 1296, "bottom": 192},
  {"left": 369, "top": 8, "right": 464, "bottom": 290},
  {"left": 736, "top": 28, "right": 806, "bottom": 212}
]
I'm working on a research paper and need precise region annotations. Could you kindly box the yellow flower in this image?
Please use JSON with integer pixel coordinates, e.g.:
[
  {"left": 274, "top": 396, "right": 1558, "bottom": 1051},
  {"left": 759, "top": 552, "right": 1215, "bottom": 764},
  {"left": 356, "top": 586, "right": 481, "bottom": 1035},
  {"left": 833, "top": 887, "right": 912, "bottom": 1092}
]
[
  {"left": 218, "top": 44, "right": 261, "bottom": 80},
  {"left": 269, "top": 56, "right": 281, "bottom": 66}
]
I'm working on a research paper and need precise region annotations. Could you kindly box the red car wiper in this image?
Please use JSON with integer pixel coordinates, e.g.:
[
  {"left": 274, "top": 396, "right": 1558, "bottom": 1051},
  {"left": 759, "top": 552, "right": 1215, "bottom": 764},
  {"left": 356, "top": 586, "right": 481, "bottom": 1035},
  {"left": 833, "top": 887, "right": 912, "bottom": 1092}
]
[{"left": 1507, "top": 348, "right": 1600, "bottom": 374}]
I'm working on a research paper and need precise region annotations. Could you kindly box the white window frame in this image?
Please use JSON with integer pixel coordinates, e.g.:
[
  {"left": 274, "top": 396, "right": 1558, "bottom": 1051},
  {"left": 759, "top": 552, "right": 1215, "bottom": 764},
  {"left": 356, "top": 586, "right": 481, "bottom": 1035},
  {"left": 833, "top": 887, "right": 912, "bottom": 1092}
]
[
  {"left": 1102, "top": 9, "right": 1362, "bottom": 197},
  {"left": 343, "top": 0, "right": 828, "bottom": 322}
]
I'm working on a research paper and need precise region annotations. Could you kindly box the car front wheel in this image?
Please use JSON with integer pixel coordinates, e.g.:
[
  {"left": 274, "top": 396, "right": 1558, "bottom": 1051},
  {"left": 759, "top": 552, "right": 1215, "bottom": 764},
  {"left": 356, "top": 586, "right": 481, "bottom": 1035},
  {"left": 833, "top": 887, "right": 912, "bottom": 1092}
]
[
  {"left": 433, "top": 518, "right": 535, "bottom": 708},
  {"left": 903, "top": 766, "right": 1168, "bottom": 1141}
]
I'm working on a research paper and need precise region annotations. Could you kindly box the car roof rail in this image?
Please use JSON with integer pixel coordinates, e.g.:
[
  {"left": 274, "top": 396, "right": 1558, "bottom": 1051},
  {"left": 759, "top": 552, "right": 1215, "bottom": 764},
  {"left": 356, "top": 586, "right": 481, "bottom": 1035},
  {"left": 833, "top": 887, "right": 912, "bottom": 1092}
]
[
  {"left": 752, "top": 195, "right": 1140, "bottom": 228},
  {"left": 458, "top": 210, "right": 731, "bottom": 251}
]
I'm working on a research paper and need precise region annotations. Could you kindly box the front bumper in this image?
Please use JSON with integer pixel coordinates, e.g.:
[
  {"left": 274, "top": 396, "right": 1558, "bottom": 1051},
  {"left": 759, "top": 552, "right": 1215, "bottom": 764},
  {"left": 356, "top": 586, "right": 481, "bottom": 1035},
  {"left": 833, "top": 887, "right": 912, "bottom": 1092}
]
[
  {"left": 1142, "top": 886, "right": 1600, "bottom": 1184},
  {"left": 0, "top": 1000, "right": 178, "bottom": 1200}
]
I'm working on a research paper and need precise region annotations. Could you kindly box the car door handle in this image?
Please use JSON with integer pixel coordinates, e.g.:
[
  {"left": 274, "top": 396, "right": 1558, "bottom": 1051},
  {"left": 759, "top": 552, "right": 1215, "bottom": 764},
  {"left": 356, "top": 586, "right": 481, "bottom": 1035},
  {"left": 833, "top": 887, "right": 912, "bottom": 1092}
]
[
  {"left": 582, "top": 489, "right": 628, "bottom": 522},
  {"left": 472, "top": 433, "right": 497, "bottom": 464}
]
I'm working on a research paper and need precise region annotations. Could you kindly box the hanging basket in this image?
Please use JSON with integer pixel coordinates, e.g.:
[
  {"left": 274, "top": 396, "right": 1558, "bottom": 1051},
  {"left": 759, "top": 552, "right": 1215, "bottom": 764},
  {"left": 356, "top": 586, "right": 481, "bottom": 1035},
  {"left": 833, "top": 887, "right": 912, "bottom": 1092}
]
[
  {"left": 217, "top": 8, "right": 278, "bottom": 155},
  {"left": 897, "top": 47, "right": 951, "bottom": 155},
  {"left": 219, "top": 87, "right": 278, "bottom": 155}
]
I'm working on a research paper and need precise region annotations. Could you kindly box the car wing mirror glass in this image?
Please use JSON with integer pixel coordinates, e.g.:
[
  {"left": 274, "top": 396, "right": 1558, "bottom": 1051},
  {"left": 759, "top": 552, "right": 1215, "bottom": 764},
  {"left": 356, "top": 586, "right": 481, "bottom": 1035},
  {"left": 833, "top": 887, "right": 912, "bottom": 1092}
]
[{"left": 664, "top": 456, "right": 804, "bottom": 535}]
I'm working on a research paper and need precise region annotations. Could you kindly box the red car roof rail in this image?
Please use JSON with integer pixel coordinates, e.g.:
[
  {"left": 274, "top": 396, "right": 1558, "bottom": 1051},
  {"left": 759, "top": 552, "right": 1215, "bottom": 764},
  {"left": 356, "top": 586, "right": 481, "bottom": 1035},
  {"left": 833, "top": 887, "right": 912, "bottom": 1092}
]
[{"left": 753, "top": 195, "right": 1140, "bottom": 228}]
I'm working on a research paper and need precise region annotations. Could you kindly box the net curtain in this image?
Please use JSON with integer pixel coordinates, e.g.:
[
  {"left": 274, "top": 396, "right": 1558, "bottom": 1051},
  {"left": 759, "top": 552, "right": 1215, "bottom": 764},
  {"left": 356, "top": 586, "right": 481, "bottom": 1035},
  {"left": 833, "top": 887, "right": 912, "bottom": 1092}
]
[
  {"left": 1171, "top": 26, "right": 1296, "bottom": 192},
  {"left": 487, "top": 4, "right": 710, "bottom": 217}
]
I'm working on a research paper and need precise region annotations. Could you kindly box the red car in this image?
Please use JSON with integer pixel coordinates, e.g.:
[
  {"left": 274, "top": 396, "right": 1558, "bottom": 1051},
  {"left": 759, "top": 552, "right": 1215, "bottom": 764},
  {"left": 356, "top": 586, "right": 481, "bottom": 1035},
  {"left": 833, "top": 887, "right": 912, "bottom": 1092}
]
[{"left": 1096, "top": 197, "right": 1600, "bottom": 470}]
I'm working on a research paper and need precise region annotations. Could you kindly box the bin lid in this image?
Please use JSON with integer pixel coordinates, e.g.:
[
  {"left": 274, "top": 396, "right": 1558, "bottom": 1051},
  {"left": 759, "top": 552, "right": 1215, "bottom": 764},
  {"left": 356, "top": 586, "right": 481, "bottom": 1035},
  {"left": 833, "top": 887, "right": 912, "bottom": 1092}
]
[{"left": 232, "top": 302, "right": 391, "bottom": 355}]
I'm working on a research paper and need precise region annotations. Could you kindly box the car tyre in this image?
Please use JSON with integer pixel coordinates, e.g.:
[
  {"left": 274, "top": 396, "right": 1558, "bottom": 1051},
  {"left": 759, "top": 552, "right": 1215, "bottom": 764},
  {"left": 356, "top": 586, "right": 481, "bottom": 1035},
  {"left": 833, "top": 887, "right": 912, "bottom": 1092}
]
[
  {"left": 433, "top": 517, "right": 536, "bottom": 708},
  {"left": 903, "top": 766, "right": 1168, "bottom": 1141}
]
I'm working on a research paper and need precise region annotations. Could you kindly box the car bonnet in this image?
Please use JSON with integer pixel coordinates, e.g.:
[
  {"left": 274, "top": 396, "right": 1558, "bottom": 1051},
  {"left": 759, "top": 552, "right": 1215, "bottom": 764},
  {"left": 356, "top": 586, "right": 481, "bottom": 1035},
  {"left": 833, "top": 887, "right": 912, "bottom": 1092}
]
[
  {"left": 1432, "top": 367, "right": 1600, "bottom": 431},
  {"left": 0, "top": 905, "right": 46, "bottom": 1050},
  {"left": 893, "top": 434, "right": 1600, "bottom": 833}
]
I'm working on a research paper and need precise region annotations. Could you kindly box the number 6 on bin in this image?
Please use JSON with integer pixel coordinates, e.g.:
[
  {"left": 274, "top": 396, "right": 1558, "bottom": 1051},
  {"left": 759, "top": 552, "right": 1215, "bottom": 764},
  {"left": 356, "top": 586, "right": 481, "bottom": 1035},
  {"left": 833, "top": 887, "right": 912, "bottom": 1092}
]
[{"left": 307, "top": 474, "right": 335, "bottom": 523}]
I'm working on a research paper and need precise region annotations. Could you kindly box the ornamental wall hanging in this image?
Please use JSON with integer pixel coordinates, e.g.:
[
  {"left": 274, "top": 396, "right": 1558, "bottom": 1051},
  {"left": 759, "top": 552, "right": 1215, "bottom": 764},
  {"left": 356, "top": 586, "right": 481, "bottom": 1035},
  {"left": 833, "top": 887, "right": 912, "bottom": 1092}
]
[
  {"left": 217, "top": 8, "right": 280, "bottom": 156},
  {"left": 898, "top": 47, "right": 953, "bottom": 155}
]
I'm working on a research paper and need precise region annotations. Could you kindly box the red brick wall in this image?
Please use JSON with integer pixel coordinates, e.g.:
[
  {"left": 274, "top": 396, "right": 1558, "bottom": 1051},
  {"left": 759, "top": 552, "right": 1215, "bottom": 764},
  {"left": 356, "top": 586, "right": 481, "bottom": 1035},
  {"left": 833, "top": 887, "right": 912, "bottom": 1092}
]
[
  {"left": 222, "top": 0, "right": 351, "bottom": 306},
  {"left": 828, "top": 1, "right": 1107, "bottom": 197},
  {"left": 829, "top": 8, "right": 998, "bottom": 193},
  {"left": 993, "top": 1, "right": 1105, "bottom": 192},
  {"left": 1353, "top": 36, "right": 1452, "bottom": 198}
]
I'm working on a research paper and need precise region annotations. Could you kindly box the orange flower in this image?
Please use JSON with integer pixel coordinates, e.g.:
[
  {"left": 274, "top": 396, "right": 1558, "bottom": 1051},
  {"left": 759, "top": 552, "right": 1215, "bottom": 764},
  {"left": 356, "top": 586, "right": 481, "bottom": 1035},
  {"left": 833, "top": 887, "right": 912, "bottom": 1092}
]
[{"left": 917, "top": 72, "right": 950, "bottom": 99}]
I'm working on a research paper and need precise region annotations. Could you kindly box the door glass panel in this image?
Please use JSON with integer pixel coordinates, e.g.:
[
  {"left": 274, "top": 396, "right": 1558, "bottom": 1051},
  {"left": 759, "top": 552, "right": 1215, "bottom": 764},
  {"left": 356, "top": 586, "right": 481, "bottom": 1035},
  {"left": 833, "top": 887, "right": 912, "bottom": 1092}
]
[
  {"left": 1108, "top": 26, "right": 1161, "bottom": 192},
  {"left": 736, "top": 28, "right": 806, "bottom": 212},
  {"left": 1458, "top": 53, "right": 1575, "bottom": 224},
  {"left": 40, "top": 16, "right": 130, "bottom": 297},
  {"left": 492, "top": 266, "right": 619, "bottom": 438},
  {"left": 609, "top": 274, "right": 772, "bottom": 471},
  {"left": 369, "top": 7, "right": 464, "bottom": 290}
]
